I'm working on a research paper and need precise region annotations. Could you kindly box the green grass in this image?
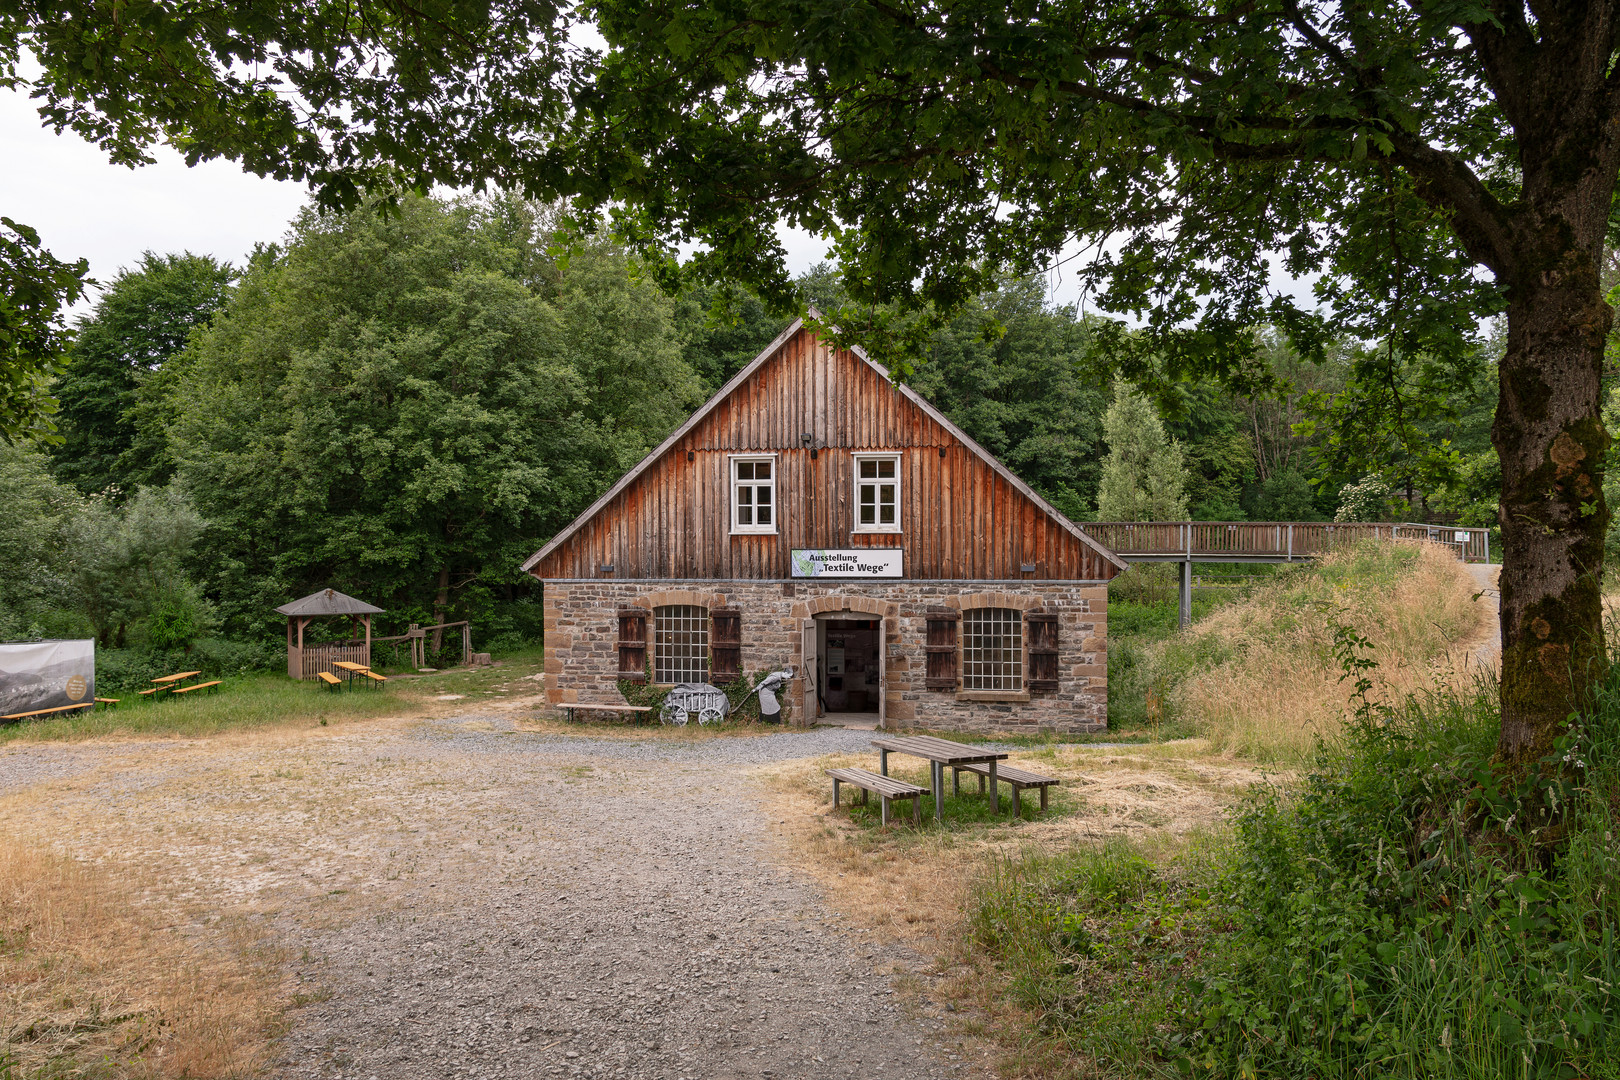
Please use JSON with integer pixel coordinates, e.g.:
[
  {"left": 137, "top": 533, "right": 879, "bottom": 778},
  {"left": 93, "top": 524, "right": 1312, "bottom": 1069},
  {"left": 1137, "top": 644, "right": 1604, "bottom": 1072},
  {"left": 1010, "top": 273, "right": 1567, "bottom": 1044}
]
[{"left": 0, "top": 647, "right": 548, "bottom": 744}]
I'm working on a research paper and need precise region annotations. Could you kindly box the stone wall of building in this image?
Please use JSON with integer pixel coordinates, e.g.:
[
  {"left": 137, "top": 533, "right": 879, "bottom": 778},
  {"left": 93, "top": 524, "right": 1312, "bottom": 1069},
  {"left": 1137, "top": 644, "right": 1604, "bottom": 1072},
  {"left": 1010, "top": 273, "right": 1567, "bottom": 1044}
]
[{"left": 542, "top": 580, "right": 1107, "bottom": 734}]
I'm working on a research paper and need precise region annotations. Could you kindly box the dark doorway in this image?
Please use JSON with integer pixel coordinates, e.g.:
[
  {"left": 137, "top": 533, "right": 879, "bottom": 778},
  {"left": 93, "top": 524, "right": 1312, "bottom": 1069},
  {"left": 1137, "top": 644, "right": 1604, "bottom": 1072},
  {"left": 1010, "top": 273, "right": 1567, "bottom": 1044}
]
[{"left": 820, "top": 618, "right": 881, "bottom": 713}]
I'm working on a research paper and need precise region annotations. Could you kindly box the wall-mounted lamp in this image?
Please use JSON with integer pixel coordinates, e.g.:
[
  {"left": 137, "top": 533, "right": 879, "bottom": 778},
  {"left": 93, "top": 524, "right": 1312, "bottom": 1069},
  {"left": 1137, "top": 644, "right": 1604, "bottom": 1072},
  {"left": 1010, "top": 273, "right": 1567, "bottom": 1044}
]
[
  {"left": 687, "top": 450, "right": 695, "bottom": 462},
  {"left": 938, "top": 447, "right": 947, "bottom": 458}
]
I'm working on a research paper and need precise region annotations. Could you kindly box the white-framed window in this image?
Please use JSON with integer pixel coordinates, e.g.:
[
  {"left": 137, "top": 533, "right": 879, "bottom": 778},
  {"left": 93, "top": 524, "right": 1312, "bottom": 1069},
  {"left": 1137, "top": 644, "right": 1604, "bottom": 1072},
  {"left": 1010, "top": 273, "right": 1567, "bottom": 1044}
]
[
  {"left": 853, "top": 453, "right": 901, "bottom": 532},
  {"left": 654, "top": 605, "right": 709, "bottom": 683},
  {"left": 962, "top": 608, "right": 1023, "bottom": 692},
  {"left": 730, "top": 456, "right": 777, "bottom": 534}
]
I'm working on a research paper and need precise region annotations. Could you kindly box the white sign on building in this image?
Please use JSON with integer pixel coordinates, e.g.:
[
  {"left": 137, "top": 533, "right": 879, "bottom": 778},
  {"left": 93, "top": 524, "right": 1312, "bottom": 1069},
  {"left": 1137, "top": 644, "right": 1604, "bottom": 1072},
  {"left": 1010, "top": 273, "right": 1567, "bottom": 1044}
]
[{"left": 790, "top": 549, "right": 903, "bottom": 579}]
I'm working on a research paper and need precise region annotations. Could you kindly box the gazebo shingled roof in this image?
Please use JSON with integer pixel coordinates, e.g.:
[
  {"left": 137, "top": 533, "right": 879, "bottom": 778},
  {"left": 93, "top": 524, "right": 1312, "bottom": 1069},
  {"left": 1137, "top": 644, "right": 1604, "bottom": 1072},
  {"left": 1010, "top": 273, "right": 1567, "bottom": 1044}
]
[{"left": 275, "top": 589, "right": 385, "bottom": 617}]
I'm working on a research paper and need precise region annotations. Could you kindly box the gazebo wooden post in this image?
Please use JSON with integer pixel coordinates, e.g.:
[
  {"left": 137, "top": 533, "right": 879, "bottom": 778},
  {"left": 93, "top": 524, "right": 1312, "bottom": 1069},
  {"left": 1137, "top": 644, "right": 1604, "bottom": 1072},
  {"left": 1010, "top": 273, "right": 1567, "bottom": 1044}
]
[{"left": 364, "top": 614, "right": 372, "bottom": 669}]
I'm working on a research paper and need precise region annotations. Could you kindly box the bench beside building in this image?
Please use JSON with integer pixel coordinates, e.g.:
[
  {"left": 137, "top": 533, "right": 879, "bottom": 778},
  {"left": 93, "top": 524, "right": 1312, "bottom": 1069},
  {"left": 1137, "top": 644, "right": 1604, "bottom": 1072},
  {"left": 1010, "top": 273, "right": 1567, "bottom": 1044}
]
[{"left": 520, "top": 318, "right": 1126, "bottom": 734}]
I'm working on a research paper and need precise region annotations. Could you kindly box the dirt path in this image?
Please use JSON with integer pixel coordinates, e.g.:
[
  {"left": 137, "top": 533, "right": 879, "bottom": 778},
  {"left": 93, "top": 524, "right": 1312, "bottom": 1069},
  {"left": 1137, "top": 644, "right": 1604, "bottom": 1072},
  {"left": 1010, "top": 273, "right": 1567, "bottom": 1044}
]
[
  {"left": 1462, "top": 563, "right": 1502, "bottom": 668},
  {"left": 0, "top": 717, "right": 973, "bottom": 1080}
]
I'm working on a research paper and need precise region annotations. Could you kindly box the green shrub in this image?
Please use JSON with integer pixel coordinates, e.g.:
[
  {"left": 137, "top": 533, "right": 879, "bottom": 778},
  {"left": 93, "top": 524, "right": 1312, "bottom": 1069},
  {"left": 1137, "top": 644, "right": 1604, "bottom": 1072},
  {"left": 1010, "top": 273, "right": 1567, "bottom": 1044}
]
[
  {"left": 1168, "top": 675, "right": 1620, "bottom": 1079},
  {"left": 971, "top": 663, "right": 1620, "bottom": 1078},
  {"left": 96, "top": 637, "right": 281, "bottom": 691}
]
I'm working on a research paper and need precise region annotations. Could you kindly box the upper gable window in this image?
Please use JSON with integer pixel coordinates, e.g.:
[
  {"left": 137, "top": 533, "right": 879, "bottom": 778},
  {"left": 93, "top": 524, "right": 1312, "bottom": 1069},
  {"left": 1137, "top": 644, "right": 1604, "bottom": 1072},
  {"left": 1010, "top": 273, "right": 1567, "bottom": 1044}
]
[
  {"left": 731, "top": 456, "right": 777, "bottom": 534},
  {"left": 853, "top": 454, "right": 901, "bottom": 533}
]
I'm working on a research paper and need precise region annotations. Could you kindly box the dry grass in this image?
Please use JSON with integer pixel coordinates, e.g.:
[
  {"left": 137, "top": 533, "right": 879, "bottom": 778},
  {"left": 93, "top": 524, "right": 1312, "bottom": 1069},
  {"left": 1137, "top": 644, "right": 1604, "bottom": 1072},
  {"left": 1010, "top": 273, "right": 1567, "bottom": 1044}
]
[
  {"left": 752, "top": 743, "right": 1258, "bottom": 948},
  {"left": 1172, "top": 541, "right": 1490, "bottom": 764},
  {"left": 0, "top": 836, "right": 282, "bottom": 1079}
]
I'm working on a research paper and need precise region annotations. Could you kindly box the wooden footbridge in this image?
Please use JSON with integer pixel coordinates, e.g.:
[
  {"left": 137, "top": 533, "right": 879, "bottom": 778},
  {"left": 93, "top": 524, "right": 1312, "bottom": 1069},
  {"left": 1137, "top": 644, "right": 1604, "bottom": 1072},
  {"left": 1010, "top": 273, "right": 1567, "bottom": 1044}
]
[{"left": 1080, "top": 521, "right": 1493, "bottom": 624}]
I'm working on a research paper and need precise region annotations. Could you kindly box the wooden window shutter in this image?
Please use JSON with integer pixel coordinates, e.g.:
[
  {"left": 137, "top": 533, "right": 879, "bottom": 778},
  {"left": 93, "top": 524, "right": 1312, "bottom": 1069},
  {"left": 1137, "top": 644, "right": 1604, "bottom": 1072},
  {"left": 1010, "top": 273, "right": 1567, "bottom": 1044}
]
[
  {"left": 1026, "top": 611, "right": 1059, "bottom": 691},
  {"left": 925, "top": 609, "right": 959, "bottom": 690},
  {"left": 616, "top": 609, "right": 647, "bottom": 682},
  {"left": 710, "top": 607, "right": 742, "bottom": 682}
]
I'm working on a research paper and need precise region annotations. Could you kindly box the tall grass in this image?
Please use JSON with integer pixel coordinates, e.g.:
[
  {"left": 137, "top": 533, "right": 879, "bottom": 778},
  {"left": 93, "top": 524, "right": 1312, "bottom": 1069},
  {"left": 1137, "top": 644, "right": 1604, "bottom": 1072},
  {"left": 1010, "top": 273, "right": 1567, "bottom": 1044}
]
[
  {"left": 1129, "top": 540, "right": 1487, "bottom": 762},
  {"left": 968, "top": 666, "right": 1620, "bottom": 1079}
]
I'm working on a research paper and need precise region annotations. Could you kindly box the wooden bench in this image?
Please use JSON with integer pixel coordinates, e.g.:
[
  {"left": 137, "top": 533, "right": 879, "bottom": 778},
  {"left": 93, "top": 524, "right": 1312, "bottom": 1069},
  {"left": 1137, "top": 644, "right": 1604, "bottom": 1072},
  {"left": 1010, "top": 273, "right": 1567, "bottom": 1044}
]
[
  {"left": 316, "top": 671, "right": 343, "bottom": 690},
  {"left": 2, "top": 702, "right": 96, "bottom": 722},
  {"left": 561, "top": 702, "right": 653, "bottom": 724},
  {"left": 361, "top": 670, "right": 387, "bottom": 684},
  {"left": 170, "top": 681, "right": 222, "bottom": 697},
  {"left": 950, "top": 762, "right": 1061, "bottom": 815},
  {"left": 826, "top": 767, "right": 927, "bottom": 827},
  {"left": 137, "top": 687, "right": 163, "bottom": 698},
  {"left": 96, "top": 697, "right": 120, "bottom": 706}
]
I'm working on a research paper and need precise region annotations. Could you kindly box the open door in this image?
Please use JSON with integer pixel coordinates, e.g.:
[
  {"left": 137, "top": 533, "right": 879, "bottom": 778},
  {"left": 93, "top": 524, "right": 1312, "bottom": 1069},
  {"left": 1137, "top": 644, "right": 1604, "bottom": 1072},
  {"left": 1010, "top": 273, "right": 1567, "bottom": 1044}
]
[
  {"left": 878, "top": 616, "right": 887, "bottom": 730},
  {"left": 801, "top": 619, "right": 818, "bottom": 725}
]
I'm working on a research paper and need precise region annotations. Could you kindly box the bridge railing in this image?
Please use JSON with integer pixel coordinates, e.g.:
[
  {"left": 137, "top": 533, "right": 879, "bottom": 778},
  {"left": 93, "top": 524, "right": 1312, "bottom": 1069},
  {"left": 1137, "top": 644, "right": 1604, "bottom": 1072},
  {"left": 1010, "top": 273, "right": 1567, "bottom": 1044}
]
[{"left": 1082, "top": 521, "right": 1491, "bottom": 563}]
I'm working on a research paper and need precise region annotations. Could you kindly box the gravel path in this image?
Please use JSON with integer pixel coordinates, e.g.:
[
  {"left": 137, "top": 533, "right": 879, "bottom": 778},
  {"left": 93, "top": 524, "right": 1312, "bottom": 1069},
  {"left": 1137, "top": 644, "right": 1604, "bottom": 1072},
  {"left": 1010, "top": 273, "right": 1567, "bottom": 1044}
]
[{"left": 4, "top": 717, "right": 983, "bottom": 1080}]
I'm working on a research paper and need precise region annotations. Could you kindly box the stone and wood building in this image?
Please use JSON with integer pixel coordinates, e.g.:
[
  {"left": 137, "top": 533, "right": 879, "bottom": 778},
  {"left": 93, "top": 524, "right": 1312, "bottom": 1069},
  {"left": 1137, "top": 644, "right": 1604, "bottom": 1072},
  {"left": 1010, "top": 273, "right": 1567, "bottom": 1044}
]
[{"left": 521, "top": 317, "right": 1126, "bottom": 733}]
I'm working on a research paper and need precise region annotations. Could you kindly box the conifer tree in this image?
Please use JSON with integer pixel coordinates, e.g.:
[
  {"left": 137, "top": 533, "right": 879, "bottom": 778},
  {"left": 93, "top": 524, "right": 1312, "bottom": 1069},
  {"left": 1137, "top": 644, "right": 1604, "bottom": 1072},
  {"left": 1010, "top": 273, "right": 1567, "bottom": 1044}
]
[{"left": 1096, "top": 386, "right": 1190, "bottom": 522}]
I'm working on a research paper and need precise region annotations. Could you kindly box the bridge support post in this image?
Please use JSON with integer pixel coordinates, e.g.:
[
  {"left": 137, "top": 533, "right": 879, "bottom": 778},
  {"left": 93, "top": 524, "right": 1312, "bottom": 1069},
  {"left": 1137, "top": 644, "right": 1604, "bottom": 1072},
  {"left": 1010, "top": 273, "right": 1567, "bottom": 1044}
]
[{"left": 1178, "top": 560, "right": 1192, "bottom": 628}]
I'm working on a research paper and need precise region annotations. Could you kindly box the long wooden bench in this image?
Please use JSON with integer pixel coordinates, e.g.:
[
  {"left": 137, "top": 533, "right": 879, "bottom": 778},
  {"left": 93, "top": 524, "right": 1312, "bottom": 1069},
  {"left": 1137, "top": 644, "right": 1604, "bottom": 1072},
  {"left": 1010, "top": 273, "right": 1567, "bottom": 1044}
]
[
  {"left": 2, "top": 702, "right": 95, "bottom": 722},
  {"left": 826, "top": 767, "right": 927, "bottom": 827},
  {"left": 361, "top": 670, "right": 387, "bottom": 684},
  {"left": 137, "top": 687, "right": 163, "bottom": 698},
  {"left": 170, "top": 680, "right": 222, "bottom": 697},
  {"left": 96, "top": 697, "right": 120, "bottom": 706},
  {"left": 316, "top": 671, "right": 343, "bottom": 691},
  {"left": 561, "top": 702, "right": 653, "bottom": 724},
  {"left": 950, "top": 762, "right": 1060, "bottom": 815}
]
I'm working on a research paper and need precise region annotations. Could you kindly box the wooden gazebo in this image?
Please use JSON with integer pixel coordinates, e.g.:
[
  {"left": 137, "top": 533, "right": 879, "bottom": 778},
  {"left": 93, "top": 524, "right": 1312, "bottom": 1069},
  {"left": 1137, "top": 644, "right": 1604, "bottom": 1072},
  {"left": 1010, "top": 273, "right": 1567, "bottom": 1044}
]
[{"left": 276, "top": 589, "right": 385, "bottom": 680}]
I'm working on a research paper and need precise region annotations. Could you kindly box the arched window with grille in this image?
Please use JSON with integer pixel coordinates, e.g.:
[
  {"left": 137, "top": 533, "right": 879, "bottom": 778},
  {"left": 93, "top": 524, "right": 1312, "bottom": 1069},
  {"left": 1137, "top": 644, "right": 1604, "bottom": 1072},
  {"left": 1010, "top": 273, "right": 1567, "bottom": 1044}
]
[
  {"left": 654, "top": 605, "right": 709, "bottom": 683},
  {"left": 961, "top": 608, "right": 1023, "bottom": 692}
]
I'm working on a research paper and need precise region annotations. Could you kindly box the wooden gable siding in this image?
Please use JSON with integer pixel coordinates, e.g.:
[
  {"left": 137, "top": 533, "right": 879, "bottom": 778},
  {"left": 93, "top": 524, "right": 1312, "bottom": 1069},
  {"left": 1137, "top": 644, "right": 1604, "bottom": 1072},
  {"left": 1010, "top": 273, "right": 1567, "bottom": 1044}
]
[{"left": 533, "top": 328, "right": 1116, "bottom": 581}]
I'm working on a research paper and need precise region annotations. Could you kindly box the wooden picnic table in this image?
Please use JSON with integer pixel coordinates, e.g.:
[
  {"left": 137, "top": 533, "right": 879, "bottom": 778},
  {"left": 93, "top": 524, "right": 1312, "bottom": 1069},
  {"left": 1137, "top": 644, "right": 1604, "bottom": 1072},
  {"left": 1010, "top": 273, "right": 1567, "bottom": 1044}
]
[
  {"left": 152, "top": 670, "right": 202, "bottom": 685},
  {"left": 872, "top": 734, "right": 1009, "bottom": 821},
  {"left": 331, "top": 660, "right": 370, "bottom": 685}
]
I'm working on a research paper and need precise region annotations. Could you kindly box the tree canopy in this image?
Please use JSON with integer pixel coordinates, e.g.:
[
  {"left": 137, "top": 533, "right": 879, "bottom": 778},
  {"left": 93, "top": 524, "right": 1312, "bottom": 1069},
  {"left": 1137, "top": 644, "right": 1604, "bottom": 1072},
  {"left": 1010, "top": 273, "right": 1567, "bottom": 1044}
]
[
  {"left": 159, "top": 194, "right": 700, "bottom": 640},
  {"left": 50, "top": 251, "right": 236, "bottom": 495}
]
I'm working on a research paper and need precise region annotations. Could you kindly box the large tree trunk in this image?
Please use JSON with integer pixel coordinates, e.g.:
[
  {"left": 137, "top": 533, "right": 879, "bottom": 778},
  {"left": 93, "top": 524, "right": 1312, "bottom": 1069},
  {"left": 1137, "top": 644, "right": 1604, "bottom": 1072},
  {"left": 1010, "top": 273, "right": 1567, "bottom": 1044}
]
[{"left": 1494, "top": 262, "right": 1611, "bottom": 766}]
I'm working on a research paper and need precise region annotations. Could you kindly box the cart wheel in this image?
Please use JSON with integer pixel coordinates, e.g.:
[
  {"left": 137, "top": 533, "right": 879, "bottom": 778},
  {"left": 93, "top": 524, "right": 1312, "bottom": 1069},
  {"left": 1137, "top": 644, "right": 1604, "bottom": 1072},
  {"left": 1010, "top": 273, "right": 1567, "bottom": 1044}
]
[
  {"left": 697, "top": 706, "right": 724, "bottom": 726},
  {"left": 660, "top": 701, "right": 688, "bottom": 726}
]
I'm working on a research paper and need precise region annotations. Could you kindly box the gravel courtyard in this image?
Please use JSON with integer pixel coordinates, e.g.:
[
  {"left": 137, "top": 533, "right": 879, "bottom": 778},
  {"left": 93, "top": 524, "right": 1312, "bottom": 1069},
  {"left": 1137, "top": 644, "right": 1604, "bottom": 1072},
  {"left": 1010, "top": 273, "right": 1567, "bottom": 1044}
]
[{"left": 0, "top": 714, "right": 980, "bottom": 1080}]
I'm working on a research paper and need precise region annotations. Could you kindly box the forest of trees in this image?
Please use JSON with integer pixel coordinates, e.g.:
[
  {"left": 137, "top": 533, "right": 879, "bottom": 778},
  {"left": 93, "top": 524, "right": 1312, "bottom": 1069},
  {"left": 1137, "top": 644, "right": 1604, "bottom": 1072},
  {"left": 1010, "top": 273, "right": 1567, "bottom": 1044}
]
[{"left": 2, "top": 193, "right": 1511, "bottom": 677}]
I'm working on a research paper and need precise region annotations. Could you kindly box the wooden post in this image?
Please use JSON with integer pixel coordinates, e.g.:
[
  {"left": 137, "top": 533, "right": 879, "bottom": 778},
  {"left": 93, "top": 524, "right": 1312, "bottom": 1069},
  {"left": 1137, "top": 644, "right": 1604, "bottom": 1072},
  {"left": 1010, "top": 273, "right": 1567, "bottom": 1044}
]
[
  {"left": 462, "top": 624, "right": 471, "bottom": 666},
  {"left": 364, "top": 614, "right": 372, "bottom": 669},
  {"left": 1178, "top": 560, "right": 1192, "bottom": 628}
]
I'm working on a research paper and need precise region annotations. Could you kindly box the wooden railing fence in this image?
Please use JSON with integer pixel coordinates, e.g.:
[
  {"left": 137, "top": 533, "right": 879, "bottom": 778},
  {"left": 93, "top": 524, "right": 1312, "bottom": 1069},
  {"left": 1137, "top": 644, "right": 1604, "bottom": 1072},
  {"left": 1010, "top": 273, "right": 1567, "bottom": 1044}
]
[
  {"left": 1082, "top": 521, "right": 1491, "bottom": 564},
  {"left": 288, "top": 642, "right": 371, "bottom": 680}
]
